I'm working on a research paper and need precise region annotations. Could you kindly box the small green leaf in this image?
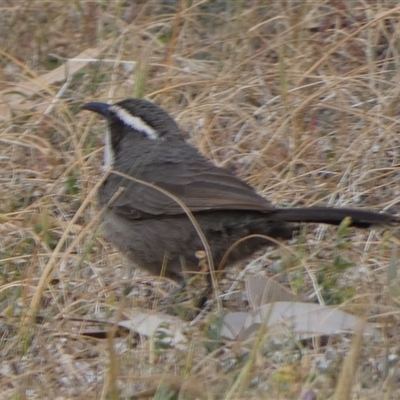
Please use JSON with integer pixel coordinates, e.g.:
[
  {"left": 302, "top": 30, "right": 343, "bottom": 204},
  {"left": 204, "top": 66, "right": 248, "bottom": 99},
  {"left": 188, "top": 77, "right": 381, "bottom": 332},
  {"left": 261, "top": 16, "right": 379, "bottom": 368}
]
[{"left": 66, "top": 176, "right": 80, "bottom": 195}]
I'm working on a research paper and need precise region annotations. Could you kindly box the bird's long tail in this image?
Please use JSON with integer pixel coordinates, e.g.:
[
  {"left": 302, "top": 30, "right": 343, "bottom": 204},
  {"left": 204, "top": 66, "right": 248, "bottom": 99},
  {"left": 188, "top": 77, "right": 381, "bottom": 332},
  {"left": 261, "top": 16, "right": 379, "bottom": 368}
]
[{"left": 269, "top": 207, "right": 399, "bottom": 228}]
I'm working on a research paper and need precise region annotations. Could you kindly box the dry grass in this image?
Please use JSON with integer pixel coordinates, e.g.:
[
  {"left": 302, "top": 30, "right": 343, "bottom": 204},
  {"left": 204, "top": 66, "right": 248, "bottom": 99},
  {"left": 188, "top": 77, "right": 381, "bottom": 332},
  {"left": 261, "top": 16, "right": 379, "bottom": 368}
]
[{"left": 1, "top": 0, "right": 400, "bottom": 399}]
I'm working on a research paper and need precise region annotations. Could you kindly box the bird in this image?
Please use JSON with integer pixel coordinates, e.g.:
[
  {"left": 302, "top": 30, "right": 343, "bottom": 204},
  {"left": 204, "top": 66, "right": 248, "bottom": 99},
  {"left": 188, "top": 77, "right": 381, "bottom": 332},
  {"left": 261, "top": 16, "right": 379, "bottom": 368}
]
[{"left": 82, "top": 98, "right": 399, "bottom": 282}]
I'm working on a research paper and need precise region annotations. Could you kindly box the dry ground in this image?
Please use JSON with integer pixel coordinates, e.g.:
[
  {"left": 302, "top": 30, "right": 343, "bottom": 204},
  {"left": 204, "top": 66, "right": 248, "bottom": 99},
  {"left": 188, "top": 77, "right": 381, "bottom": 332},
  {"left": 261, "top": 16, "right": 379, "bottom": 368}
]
[{"left": 1, "top": 1, "right": 400, "bottom": 399}]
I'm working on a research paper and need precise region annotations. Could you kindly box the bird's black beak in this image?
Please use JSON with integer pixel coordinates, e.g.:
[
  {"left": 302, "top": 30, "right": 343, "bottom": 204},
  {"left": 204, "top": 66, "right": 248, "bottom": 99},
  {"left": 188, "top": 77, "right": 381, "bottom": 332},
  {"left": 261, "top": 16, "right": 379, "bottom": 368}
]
[{"left": 81, "top": 101, "right": 110, "bottom": 117}]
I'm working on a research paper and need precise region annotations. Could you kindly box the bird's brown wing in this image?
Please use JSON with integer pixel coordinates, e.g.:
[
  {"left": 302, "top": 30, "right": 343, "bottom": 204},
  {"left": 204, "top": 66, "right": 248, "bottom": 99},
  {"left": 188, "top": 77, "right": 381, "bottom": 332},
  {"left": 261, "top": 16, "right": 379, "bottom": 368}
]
[{"left": 100, "top": 147, "right": 273, "bottom": 218}]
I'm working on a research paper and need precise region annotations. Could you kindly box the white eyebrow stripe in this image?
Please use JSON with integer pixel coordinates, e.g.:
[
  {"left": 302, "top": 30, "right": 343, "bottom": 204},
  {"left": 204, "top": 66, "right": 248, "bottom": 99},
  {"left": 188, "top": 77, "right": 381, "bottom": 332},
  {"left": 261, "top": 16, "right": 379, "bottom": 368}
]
[{"left": 109, "top": 105, "right": 158, "bottom": 140}]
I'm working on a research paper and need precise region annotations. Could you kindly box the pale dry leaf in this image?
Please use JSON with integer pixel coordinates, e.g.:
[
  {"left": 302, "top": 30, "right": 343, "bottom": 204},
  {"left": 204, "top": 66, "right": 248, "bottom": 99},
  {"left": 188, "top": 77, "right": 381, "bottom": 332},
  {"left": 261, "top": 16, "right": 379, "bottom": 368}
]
[
  {"left": 246, "top": 275, "right": 295, "bottom": 309},
  {"left": 251, "top": 302, "right": 380, "bottom": 339},
  {"left": 0, "top": 39, "right": 113, "bottom": 118},
  {"left": 119, "top": 309, "right": 188, "bottom": 349},
  {"left": 220, "top": 311, "right": 248, "bottom": 341},
  {"left": 221, "top": 302, "right": 381, "bottom": 342}
]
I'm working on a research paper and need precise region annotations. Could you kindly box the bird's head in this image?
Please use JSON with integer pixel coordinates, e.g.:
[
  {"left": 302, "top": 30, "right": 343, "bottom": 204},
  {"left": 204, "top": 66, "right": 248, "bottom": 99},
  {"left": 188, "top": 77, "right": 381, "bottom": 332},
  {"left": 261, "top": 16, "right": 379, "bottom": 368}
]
[{"left": 82, "top": 98, "right": 181, "bottom": 169}]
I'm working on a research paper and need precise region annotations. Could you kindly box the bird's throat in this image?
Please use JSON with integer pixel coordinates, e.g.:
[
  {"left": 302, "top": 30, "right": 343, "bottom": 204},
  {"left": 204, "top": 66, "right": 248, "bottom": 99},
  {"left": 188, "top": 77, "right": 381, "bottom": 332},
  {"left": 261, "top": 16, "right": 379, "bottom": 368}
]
[{"left": 103, "top": 128, "right": 115, "bottom": 170}]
